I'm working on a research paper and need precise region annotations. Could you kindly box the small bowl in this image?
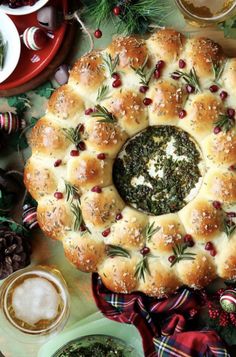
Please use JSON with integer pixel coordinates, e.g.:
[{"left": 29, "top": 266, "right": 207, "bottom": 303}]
[
  {"left": 0, "top": 0, "right": 49, "bottom": 16},
  {"left": 0, "top": 11, "right": 21, "bottom": 84}
]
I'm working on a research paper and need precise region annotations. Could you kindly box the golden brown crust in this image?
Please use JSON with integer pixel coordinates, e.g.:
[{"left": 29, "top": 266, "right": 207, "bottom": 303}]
[{"left": 203, "top": 170, "right": 236, "bottom": 203}]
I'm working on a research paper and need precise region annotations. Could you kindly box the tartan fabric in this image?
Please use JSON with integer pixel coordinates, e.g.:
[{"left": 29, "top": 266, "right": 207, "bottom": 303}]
[{"left": 92, "top": 273, "right": 230, "bottom": 357}]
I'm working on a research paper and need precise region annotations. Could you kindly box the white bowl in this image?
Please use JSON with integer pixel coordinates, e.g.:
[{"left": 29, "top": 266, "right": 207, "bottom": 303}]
[
  {"left": 0, "top": 11, "right": 21, "bottom": 83},
  {"left": 0, "top": 0, "right": 49, "bottom": 15}
]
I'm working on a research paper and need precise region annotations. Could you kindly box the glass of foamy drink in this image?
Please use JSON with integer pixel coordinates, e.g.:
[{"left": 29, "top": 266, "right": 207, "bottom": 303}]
[{"left": 0, "top": 266, "right": 70, "bottom": 342}]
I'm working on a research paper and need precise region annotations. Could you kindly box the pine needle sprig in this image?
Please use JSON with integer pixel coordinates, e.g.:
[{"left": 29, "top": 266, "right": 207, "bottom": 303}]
[
  {"left": 103, "top": 53, "right": 119, "bottom": 77},
  {"left": 170, "top": 243, "right": 196, "bottom": 267},
  {"left": 212, "top": 61, "right": 226, "bottom": 85},
  {"left": 92, "top": 104, "right": 117, "bottom": 123},
  {"left": 214, "top": 114, "right": 235, "bottom": 132},
  {"left": 144, "top": 222, "right": 160, "bottom": 242},
  {"left": 134, "top": 256, "right": 151, "bottom": 282},
  {"left": 131, "top": 56, "right": 154, "bottom": 86},
  {"left": 96, "top": 84, "right": 110, "bottom": 102},
  {"left": 65, "top": 181, "right": 80, "bottom": 202},
  {"left": 63, "top": 126, "right": 81, "bottom": 146},
  {"left": 81, "top": 0, "right": 113, "bottom": 27},
  {"left": 106, "top": 245, "right": 130, "bottom": 258},
  {"left": 223, "top": 218, "right": 236, "bottom": 238},
  {"left": 171, "top": 67, "right": 201, "bottom": 92},
  {"left": 71, "top": 201, "right": 83, "bottom": 231}
]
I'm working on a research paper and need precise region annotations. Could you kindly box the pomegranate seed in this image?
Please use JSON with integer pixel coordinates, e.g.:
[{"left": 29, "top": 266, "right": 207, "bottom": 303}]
[
  {"left": 210, "top": 249, "right": 217, "bottom": 257},
  {"left": 186, "top": 84, "right": 195, "bottom": 93},
  {"left": 116, "top": 213, "right": 123, "bottom": 220},
  {"left": 156, "top": 60, "right": 165, "bottom": 70},
  {"left": 113, "top": 6, "right": 121, "bottom": 16},
  {"left": 102, "top": 228, "right": 111, "bottom": 237},
  {"left": 112, "top": 72, "right": 120, "bottom": 80},
  {"left": 139, "top": 85, "right": 149, "bottom": 93},
  {"left": 70, "top": 150, "right": 79, "bottom": 156},
  {"left": 80, "top": 224, "right": 87, "bottom": 232},
  {"left": 226, "top": 212, "right": 236, "bottom": 218},
  {"left": 154, "top": 69, "right": 161, "bottom": 79},
  {"left": 178, "top": 109, "right": 187, "bottom": 119},
  {"left": 184, "top": 234, "right": 194, "bottom": 247},
  {"left": 54, "top": 192, "right": 63, "bottom": 200},
  {"left": 85, "top": 108, "right": 93, "bottom": 115},
  {"left": 179, "top": 59, "right": 186, "bottom": 69},
  {"left": 213, "top": 126, "right": 221, "bottom": 134},
  {"left": 91, "top": 186, "right": 102, "bottom": 193},
  {"left": 140, "top": 246, "right": 150, "bottom": 255},
  {"left": 112, "top": 79, "right": 122, "bottom": 88},
  {"left": 79, "top": 124, "right": 85, "bottom": 133},
  {"left": 220, "top": 91, "right": 228, "bottom": 100},
  {"left": 209, "top": 85, "right": 219, "bottom": 93},
  {"left": 212, "top": 200, "right": 222, "bottom": 210},
  {"left": 205, "top": 241, "right": 214, "bottom": 251},
  {"left": 171, "top": 73, "right": 180, "bottom": 80},
  {"left": 143, "top": 98, "right": 152, "bottom": 106},
  {"left": 229, "top": 164, "right": 236, "bottom": 171},
  {"left": 227, "top": 108, "right": 235, "bottom": 118},
  {"left": 54, "top": 159, "right": 62, "bottom": 167},
  {"left": 94, "top": 29, "right": 102, "bottom": 39},
  {"left": 168, "top": 255, "right": 176, "bottom": 264},
  {"left": 97, "top": 153, "right": 106, "bottom": 160},
  {"left": 77, "top": 141, "right": 86, "bottom": 151}
]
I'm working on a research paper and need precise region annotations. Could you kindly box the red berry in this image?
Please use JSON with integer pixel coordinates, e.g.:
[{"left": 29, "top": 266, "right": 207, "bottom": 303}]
[
  {"left": 205, "top": 241, "right": 214, "bottom": 251},
  {"left": 171, "top": 72, "right": 181, "bottom": 80},
  {"left": 85, "top": 108, "right": 93, "bottom": 115},
  {"left": 168, "top": 255, "right": 176, "bottom": 264},
  {"left": 213, "top": 126, "right": 221, "bottom": 134},
  {"left": 77, "top": 141, "right": 86, "bottom": 151},
  {"left": 184, "top": 234, "right": 194, "bottom": 247},
  {"left": 112, "top": 72, "right": 120, "bottom": 80},
  {"left": 112, "top": 79, "right": 122, "bottom": 88},
  {"left": 97, "top": 153, "right": 106, "bottom": 160},
  {"left": 227, "top": 108, "right": 235, "bottom": 118},
  {"left": 179, "top": 59, "right": 186, "bottom": 69},
  {"left": 186, "top": 84, "right": 195, "bottom": 93},
  {"left": 154, "top": 69, "right": 161, "bottom": 79},
  {"left": 54, "top": 159, "right": 62, "bottom": 167},
  {"left": 113, "top": 6, "right": 121, "bottom": 16},
  {"left": 220, "top": 91, "right": 228, "bottom": 100},
  {"left": 116, "top": 213, "right": 123, "bottom": 220},
  {"left": 139, "top": 85, "right": 149, "bottom": 93},
  {"left": 91, "top": 186, "right": 102, "bottom": 193},
  {"left": 229, "top": 164, "right": 236, "bottom": 171},
  {"left": 212, "top": 200, "right": 222, "bottom": 210},
  {"left": 70, "top": 150, "right": 79, "bottom": 156},
  {"left": 143, "top": 98, "right": 152, "bottom": 106},
  {"left": 102, "top": 228, "right": 111, "bottom": 237},
  {"left": 178, "top": 109, "right": 187, "bottom": 119},
  {"left": 210, "top": 249, "right": 217, "bottom": 257},
  {"left": 94, "top": 29, "right": 102, "bottom": 39},
  {"left": 209, "top": 85, "right": 219, "bottom": 93},
  {"left": 156, "top": 60, "right": 165, "bottom": 70},
  {"left": 226, "top": 212, "right": 236, "bottom": 218},
  {"left": 140, "top": 246, "right": 150, "bottom": 256},
  {"left": 80, "top": 224, "right": 87, "bottom": 232},
  {"left": 54, "top": 192, "right": 63, "bottom": 200},
  {"left": 79, "top": 124, "right": 85, "bottom": 133}
]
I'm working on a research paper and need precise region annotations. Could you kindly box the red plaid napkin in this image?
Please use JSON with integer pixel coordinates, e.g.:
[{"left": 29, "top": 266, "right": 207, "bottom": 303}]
[{"left": 92, "top": 274, "right": 230, "bottom": 357}]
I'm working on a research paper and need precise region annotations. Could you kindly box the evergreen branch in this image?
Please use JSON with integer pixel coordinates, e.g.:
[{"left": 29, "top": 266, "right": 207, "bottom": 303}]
[
  {"left": 171, "top": 67, "right": 201, "bottom": 92},
  {"left": 106, "top": 245, "right": 130, "bottom": 258},
  {"left": 63, "top": 126, "right": 81, "bottom": 146},
  {"left": 223, "top": 218, "right": 236, "bottom": 237},
  {"left": 214, "top": 114, "right": 235, "bottom": 132},
  {"left": 145, "top": 222, "right": 160, "bottom": 242},
  {"left": 170, "top": 243, "right": 196, "bottom": 267},
  {"left": 131, "top": 56, "right": 154, "bottom": 85},
  {"left": 103, "top": 53, "right": 120, "bottom": 77},
  {"left": 65, "top": 181, "right": 80, "bottom": 202},
  {"left": 71, "top": 201, "right": 83, "bottom": 231},
  {"left": 92, "top": 104, "right": 117, "bottom": 123},
  {"left": 134, "top": 256, "right": 151, "bottom": 282},
  {"left": 96, "top": 84, "right": 109, "bottom": 102},
  {"left": 212, "top": 61, "right": 226, "bottom": 85}
]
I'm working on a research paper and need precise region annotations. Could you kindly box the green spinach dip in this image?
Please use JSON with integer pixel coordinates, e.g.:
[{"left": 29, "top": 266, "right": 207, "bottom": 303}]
[{"left": 113, "top": 126, "right": 203, "bottom": 215}]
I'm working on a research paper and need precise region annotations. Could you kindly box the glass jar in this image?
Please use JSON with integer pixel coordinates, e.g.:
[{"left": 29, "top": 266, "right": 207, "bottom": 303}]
[{"left": 0, "top": 266, "right": 70, "bottom": 343}]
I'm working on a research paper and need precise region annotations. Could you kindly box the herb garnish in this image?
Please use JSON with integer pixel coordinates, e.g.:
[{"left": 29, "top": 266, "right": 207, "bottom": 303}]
[
  {"left": 106, "top": 245, "right": 130, "bottom": 258},
  {"left": 63, "top": 126, "right": 81, "bottom": 146},
  {"left": 144, "top": 222, "right": 160, "bottom": 242},
  {"left": 71, "top": 201, "right": 83, "bottom": 231},
  {"left": 0, "top": 32, "right": 7, "bottom": 71},
  {"left": 170, "top": 243, "right": 196, "bottom": 267},
  {"left": 131, "top": 56, "right": 154, "bottom": 86},
  {"left": 65, "top": 182, "right": 80, "bottom": 202},
  {"left": 103, "top": 53, "right": 119, "bottom": 77},
  {"left": 223, "top": 217, "right": 236, "bottom": 237},
  {"left": 92, "top": 104, "right": 117, "bottom": 123},
  {"left": 134, "top": 256, "right": 151, "bottom": 282},
  {"left": 214, "top": 114, "right": 235, "bottom": 132},
  {"left": 212, "top": 61, "right": 226, "bottom": 85},
  {"left": 96, "top": 84, "right": 109, "bottom": 102},
  {"left": 171, "top": 67, "right": 201, "bottom": 92}
]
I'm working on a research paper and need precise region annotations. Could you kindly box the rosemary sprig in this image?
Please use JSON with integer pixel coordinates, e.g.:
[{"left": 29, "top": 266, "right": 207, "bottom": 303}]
[
  {"left": 144, "top": 222, "right": 160, "bottom": 242},
  {"left": 65, "top": 181, "right": 80, "bottom": 202},
  {"left": 212, "top": 61, "right": 226, "bottom": 85},
  {"left": 71, "top": 201, "right": 83, "bottom": 231},
  {"left": 103, "top": 53, "right": 119, "bottom": 76},
  {"left": 134, "top": 256, "right": 151, "bottom": 282},
  {"left": 131, "top": 55, "right": 154, "bottom": 86},
  {"left": 0, "top": 32, "right": 7, "bottom": 71},
  {"left": 92, "top": 104, "right": 117, "bottom": 123},
  {"left": 171, "top": 67, "right": 201, "bottom": 92},
  {"left": 214, "top": 114, "right": 235, "bottom": 132},
  {"left": 170, "top": 243, "right": 196, "bottom": 267},
  {"left": 96, "top": 84, "right": 109, "bottom": 102},
  {"left": 223, "top": 218, "right": 236, "bottom": 238},
  {"left": 106, "top": 245, "right": 130, "bottom": 258},
  {"left": 63, "top": 126, "right": 81, "bottom": 146}
]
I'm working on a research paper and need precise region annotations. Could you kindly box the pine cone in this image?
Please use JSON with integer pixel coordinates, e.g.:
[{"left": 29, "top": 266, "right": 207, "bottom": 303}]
[{"left": 0, "top": 226, "right": 31, "bottom": 279}]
